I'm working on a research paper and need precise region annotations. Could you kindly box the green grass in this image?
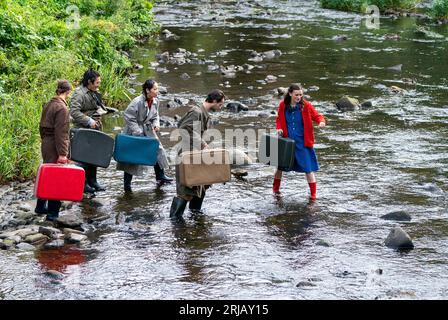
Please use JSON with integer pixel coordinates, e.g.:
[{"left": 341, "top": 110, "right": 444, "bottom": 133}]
[
  {"left": 0, "top": 0, "right": 159, "bottom": 183},
  {"left": 320, "top": 0, "right": 420, "bottom": 12}
]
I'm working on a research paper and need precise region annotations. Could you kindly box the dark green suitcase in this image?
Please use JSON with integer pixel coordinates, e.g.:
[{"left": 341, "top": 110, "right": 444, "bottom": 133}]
[
  {"left": 259, "top": 133, "right": 296, "bottom": 170},
  {"left": 69, "top": 128, "right": 115, "bottom": 168}
]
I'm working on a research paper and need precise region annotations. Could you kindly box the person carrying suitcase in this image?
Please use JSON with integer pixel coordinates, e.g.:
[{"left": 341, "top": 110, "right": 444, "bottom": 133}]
[
  {"left": 116, "top": 79, "right": 173, "bottom": 192},
  {"left": 34, "top": 80, "right": 72, "bottom": 221},
  {"left": 169, "top": 89, "right": 226, "bottom": 219},
  {"left": 273, "top": 83, "right": 326, "bottom": 200},
  {"left": 69, "top": 69, "right": 117, "bottom": 193}
]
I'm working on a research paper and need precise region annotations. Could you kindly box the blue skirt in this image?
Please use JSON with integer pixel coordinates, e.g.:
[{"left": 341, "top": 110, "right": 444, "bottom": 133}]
[{"left": 283, "top": 135, "right": 319, "bottom": 173}]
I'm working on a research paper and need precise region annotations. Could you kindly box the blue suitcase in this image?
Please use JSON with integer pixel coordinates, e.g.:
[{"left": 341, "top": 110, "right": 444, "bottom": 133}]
[
  {"left": 69, "top": 128, "right": 115, "bottom": 168},
  {"left": 114, "top": 134, "right": 160, "bottom": 166}
]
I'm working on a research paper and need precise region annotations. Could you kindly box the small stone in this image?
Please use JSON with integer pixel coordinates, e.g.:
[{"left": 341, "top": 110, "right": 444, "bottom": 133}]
[
  {"left": 381, "top": 211, "right": 411, "bottom": 222},
  {"left": 55, "top": 215, "right": 83, "bottom": 228},
  {"left": 2, "top": 239, "right": 15, "bottom": 249},
  {"left": 277, "top": 87, "right": 287, "bottom": 96},
  {"left": 265, "top": 75, "right": 277, "bottom": 83},
  {"left": 316, "top": 240, "right": 331, "bottom": 247},
  {"left": 133, "top": 63, "right": 143, "bottom": 70},
  {"left": 15, "top": 228, "right": 39, "bottom": 239},
  {"left": 361, "top": 101, "right": 373, "bottom": 109},
  {"left": 231, "top": 169, "right": 248, "bottom": 178},
  {"left": 18, "top": 203, "right": 32, "bottom": 212},
  {"left": 16, "top": 242, "right": 35, "bottom": 251},
  {"left": 63, "top": 228, "right": 85, "bottom": 235},
  {"left": 180, "top": 73, "right": 191, "bottom": 80},
  {"left": 65, "top": 233, "right": 88, "bottom": 243},
  {"left": 335, "top": 96, "right": 360, "bottom": 112},
  {"left": 388, "top": 64, "right": 402, "bottom": 72},
  {"left": 45, "top": 270, "right": 65, "bottom": 280},
  {"left": 44, "top": 240, "right": 65, "bottom": 249},
  {"left": 385, "top": 227, "right": 414, "bottom": 249},
  {"left": 296, "top": 281, "right": 317, "bottom": 288},
  {"left": 159, "top": 86, "right": 168, "bottom": 95},
  {"left": 390, "top": 85, "right": 405, "bottom": 94},
  {"left": 39, "top": 226, "right": 62, "bottom": 239},
  {"left": 24, "top": 233, "right": 49, "bottom": 244}
]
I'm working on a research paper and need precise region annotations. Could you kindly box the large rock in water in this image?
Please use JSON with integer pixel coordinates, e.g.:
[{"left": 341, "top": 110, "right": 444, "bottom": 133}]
[
  {"left": 385, "top": 227, "right": 414, "bottom": 249},
  {"left": 336, "top": 96, "right": 360, "bottom": 111},
  {"left": 226, "top": 102, "right": 249, "bottom": 113},
  {"left": 381, "top": 211, "right": 411, "bottom": 222},
  {"left": 55, "top": 215, "right": 83, "bottom": 229}
]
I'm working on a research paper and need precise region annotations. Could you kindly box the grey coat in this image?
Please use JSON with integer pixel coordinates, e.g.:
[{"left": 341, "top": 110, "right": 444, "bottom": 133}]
[{"left": 116, "top": 94, "right": 169, "bottom": 176}]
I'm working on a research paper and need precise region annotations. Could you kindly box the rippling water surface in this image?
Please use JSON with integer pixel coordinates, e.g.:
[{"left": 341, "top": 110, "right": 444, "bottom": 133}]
[{"left": 1, "top": 0, "right": 447, "bottom": 299}]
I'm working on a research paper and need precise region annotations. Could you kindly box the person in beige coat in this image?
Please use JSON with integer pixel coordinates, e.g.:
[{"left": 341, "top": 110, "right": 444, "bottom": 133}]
[
  {"left": 35, "top": 80, "right": 72, "bottom": 221},
  {"left": 116, "top": 79, "right": 172, "bottom": 192}
]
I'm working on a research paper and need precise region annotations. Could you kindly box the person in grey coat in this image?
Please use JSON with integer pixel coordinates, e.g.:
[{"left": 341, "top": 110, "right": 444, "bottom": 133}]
[
  {"left": 69, "top": 69, "right": 117, "bottom": 193},
  {"left": 116, "top": 79, "right": 172, "bottom": 191}
]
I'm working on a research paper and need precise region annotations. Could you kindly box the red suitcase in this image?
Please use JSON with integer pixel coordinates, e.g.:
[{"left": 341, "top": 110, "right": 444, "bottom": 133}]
[{"left": 34, "top": 164, "right": 85, "bottom": 202}]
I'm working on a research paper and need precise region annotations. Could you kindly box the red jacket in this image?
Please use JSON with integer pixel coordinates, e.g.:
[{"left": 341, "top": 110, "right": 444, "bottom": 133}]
[{"left": 276, "top": 99, "right": 325, "bottom": 148}]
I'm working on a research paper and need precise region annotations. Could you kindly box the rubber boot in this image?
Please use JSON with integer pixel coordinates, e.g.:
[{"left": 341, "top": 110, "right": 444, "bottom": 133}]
[
  {"left": 84, "top": 181, "right": 95, "bottom": 194},
  {"left": 169, "top": 197, "right": 187, "bottom": 218},
  {"left": 154, "top": 163, "right": 173, "bottom": 183},
  {"left": 124, "top": 172, "right": 133, "bottom": 192},
  {"left": 89, "top": 166, "right": 105, "bottom": 191},
  {"left": 35, "top": 199, "right": 48, "bottom": 215},
  {"left": 46, "top": 200, "right": 61, "bottom": 221},
  {"left": 189, "top": 194, "right": 205, "bottom": 214},
  {"left": 308, "top": 182, "right": 317, "bottom": 201},
  {"left": 273, "top": 178, "right": 281, "bottom": 193}
]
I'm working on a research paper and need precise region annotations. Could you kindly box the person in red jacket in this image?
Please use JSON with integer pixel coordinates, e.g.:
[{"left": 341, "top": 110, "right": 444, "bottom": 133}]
[{"left": 273, "top": 83, "right": 326, "bottom": 200}]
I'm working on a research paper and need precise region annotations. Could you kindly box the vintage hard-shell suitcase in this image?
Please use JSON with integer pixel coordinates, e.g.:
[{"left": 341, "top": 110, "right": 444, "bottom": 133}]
[
  {"left": 179, "top": 149, "right": 231, "bottom": 187},
  {"left": 34, "top": 164, "right": 85, "bottom": 201},
  {"left": 69, "top": 128, "right": 115, "bottom": 168},
  {"left": 258, "top": 133, "right": 296, "bottom": 170},
  {"left": 113, "top": 134, "right": 160, "bottom": 166}
]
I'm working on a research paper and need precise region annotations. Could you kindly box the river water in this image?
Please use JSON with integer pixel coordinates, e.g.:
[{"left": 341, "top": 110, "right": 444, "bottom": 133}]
[{"left": 1, "top": 0, "right": 447, "bottom": 299}]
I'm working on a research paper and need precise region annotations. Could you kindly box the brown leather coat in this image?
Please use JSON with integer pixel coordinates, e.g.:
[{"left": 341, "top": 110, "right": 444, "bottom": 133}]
[{"left": 39, "top": 97, "right": 70, "bottom": 163}]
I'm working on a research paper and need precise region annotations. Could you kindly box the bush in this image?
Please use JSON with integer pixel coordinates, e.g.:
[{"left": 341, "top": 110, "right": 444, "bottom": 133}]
[
  {"left": 431, "top": 0, "right": 448, "bottom": 20},
  {"left": 320, "top": 0, "right": 420, "bottom": 12},
  {"left": 0, "top": 0, "right": 159, "bottom": 183}
]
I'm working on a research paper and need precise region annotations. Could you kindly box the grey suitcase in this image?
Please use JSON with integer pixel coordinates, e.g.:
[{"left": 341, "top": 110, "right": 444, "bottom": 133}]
[
  {"left": 69, "top": 128, "right": 115, "bottom": 168},
  {"left": 258, "top": 133, "right": 296, "bottom": 170}
]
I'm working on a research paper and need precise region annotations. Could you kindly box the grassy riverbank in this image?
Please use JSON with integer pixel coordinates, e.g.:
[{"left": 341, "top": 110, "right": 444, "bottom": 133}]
[
  {"left": 0, "top": 0, "right": 159, "bottom": 183},
  {"left": 320, "top": 0, "right": 420, "bottom": 12},
  {"left": 321, "top": 0, "right": 448, "bottom": 20}
]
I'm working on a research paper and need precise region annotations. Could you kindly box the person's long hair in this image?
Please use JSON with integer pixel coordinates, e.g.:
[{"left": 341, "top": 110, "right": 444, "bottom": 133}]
[{"left": 284, "top": 83, "right": 303, "bottom": 110}]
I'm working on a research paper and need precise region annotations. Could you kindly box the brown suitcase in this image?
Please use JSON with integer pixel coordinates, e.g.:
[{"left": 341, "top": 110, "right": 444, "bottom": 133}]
[{"left": 179, "top": 149, "right": 231, "bottom": 187}]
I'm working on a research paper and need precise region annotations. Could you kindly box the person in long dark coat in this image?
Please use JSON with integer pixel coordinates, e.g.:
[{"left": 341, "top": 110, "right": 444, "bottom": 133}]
[
  {"left": 170, "top": 89, "right": 226, "bottom": 219},
  {"left": 34, "top": 80, "right": 72, "bottom": 221},
  {"left": 69, "top": 69, "right": 117, "bottom": 193}
]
